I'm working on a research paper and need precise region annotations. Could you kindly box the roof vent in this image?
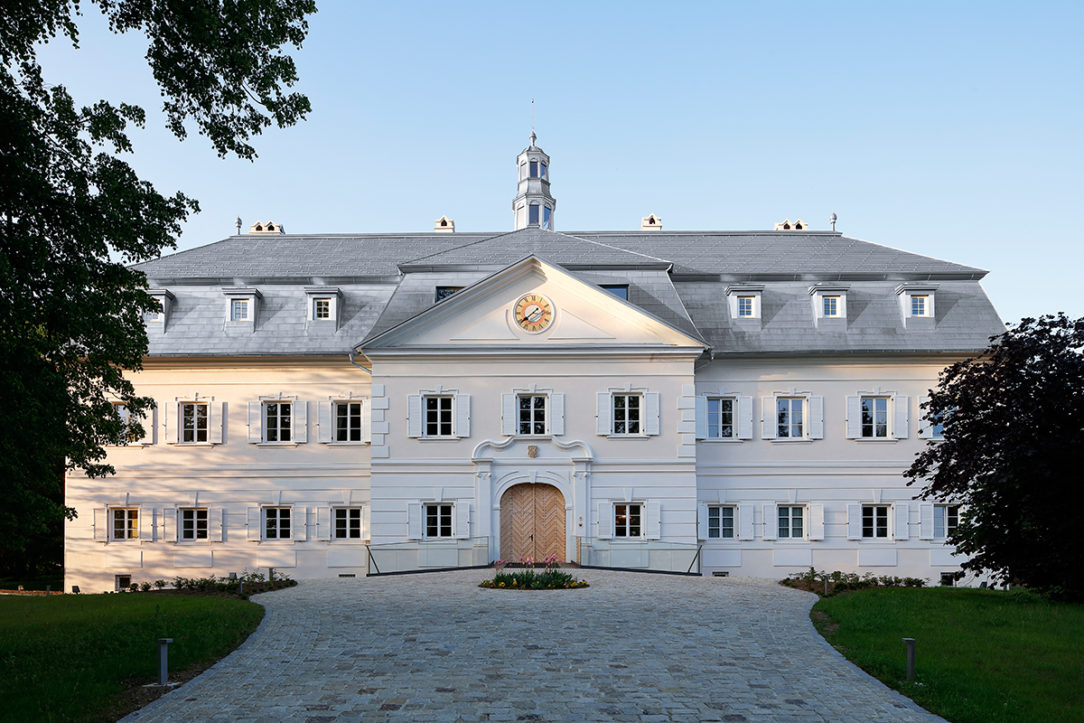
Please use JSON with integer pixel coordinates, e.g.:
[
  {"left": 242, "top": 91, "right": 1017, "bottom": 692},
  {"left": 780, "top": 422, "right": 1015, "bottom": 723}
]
[
  {"left": 641, "top": 213, "right": 662, "bottom": 231},
  {"left": 773, "top": 218, "right": 809, "bottom": 231},
  {"left": 248, "top": 220, "right": 285, "bottom": 235},
  {"left": 434, "top": 215, "right": 455, "bottom": 233}
]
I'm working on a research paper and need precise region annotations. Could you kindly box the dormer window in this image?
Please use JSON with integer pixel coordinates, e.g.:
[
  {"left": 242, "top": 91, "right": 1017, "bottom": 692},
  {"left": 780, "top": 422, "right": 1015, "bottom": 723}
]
[
  {"left": 823, "top": 296, "right": 840, "bottom": 317},
  {"left": 809, "top": 284, "right": 848, "bottom": 326},
  {"left": 305, "top": 286, "right": 341, "bottom": 324},
  {"left": 231, "top": 299, "right": 250, "bottom": 321},
  {"left": 313, "top": 298, "right": 331, "bottom": 319},
  {"left": 435, "top": 286, "right": 462, "bottom": 302},
  {"left": 726, "top": 285, "right": 764, "bottom": 321},
  {"left": 146, "top": 289, "right": 174, "bottom": 328},
  {"left": 911, "top": 295, "right": 930, "bottom": 317},
  {"left": 223, "top": 287, "right": 261, "bottom": 326},
  {"left": 896, "top": 284, "right": 937, "bottom": 326},
  {"left": 601, "top": 284, "right": 629, "bottom": 300},
  {"left": 737, "top": 297, "right": 755, "bottom": 317}
]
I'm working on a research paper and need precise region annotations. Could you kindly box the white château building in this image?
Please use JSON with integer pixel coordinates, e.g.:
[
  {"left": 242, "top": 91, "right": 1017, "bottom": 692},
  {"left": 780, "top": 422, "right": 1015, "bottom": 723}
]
[{"left": 64, "top": 135, "right": 1003, "bottom": 592}]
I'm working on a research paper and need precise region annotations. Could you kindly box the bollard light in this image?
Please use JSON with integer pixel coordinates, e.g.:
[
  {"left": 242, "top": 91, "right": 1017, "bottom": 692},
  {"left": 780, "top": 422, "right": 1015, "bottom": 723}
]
[
  {"left": 158, "top": 638, "right": 173, "bottom": 685},
  {"left": 902, "top": 637, "right": 916, "bottom": 682}
]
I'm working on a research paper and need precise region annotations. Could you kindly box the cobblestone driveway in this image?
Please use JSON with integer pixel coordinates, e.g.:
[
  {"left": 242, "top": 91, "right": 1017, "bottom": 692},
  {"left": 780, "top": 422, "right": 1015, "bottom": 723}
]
[{"left": 125, "top": 569, "right": 941, "bottom": 722}]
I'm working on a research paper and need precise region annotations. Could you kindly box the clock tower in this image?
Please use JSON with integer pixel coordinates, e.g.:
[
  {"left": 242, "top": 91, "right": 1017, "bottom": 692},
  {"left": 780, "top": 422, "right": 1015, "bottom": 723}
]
[{"left": 512, "top": 132, "right": 556, "bottom": 230}]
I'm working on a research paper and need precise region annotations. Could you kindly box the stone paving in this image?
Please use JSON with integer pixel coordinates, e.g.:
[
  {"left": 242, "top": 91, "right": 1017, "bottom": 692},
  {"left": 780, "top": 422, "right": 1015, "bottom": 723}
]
[{"left": 125, "top": 569, "right": 942, "bottom": 722}]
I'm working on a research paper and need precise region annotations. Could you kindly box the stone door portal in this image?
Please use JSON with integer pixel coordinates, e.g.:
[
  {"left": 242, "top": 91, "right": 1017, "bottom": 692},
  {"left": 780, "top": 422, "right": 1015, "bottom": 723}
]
[{"left": 499, "top": 483, "right": 565, "bottom": 562}]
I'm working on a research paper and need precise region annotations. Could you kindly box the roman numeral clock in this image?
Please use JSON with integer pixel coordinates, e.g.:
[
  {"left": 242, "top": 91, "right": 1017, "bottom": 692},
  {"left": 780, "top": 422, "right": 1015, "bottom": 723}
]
[{"left": 513, "top": 293, "right": 554, "bottom": 333}]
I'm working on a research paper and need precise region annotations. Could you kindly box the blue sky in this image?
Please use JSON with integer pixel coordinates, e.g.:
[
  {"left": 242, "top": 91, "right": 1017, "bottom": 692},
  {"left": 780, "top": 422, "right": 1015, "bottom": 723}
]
[{"left": 38, "top": 2, "right": 1083, "bottom": 325}]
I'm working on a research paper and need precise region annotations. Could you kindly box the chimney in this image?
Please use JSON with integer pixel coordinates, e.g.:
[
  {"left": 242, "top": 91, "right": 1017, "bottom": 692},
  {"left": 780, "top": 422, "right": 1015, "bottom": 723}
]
[
  {"left": 641, "top": 213, "right": 662, "bottom": 231},
  {"left": 434, "top": 216, "right": 455, "bottom": 233},
  {"left": 248, "top": 220, "right": 285, "bottom": 234},
  {"left": 773, "top": 218, "right": 808, "bottom": 231}
]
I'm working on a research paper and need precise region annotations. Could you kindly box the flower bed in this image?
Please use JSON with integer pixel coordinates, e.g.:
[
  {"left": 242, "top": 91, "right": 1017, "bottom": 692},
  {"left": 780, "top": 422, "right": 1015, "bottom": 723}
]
[{"left": 479, "top": 556, "right": 589, "bottom": 590}]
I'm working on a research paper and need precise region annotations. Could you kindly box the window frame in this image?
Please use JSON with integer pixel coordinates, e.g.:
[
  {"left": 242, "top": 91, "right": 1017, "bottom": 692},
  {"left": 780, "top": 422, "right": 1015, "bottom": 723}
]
[
  {"left": 777, "top": 505, "right": 805, "bottom": 539},
  {"left": 775, "top": 396, "right": 805, "bottom": 439},
  {"left": 860, "top": 396, "right": 890, "bottom": 439},
  {"left": 611, "top": 393, "right": 643, "bottom": 436},
  {"left": 179, "top": 507, "right": 209, "bottom": 542},
  {"left": 934, "top": 504, "right": 961, "bottom": 539},
  {"left": 312, "top": 298, "right": 331, "bottom": 320},
  {"left": 334, "top": 400, "right": 364, "bottom": 443},
  {"left": 333, "top": 506, "right": 364, "bottom": 541},
  {"left": 263, "top": 400, "right": 293, "bottom": 443},
  {"left": 424, "top": 503, "right": 454, "bottom": 539},
  {"left": 600, "top": 284, "right": 629, "bottom": 300},
  {"left": 423, "top": 395, "right": 455, "bottom": 438},
  {"left": 706, "top": 396, "right": 735, "bottom": 440},
  {"left": 862, "top": 504, "right": 890, "bottom": 539},
  {"left": 517, "top": 394, "right": 548, "bottom": 436},
  {"left": 707, "top": 505, "right": 736, "bottom": 539},
  {"left": 737, "top": 296, "right": 755, "bottom": 317},
  {"left": 110, "top": 507, "right": 139, "bottom": 541},
  {"left": 434, "top": 286, "right": 463, "bottom": 303},
  {"left": 911, "top": 294, "right": 930, "bottom": 317},
  {"left": 613, "top": 503, "right": 643, "bottom": 538},
  {"left": 263, "top": 506, "right": 292, "bottom": 541},
  {"left": 180, "top": 402, "right": 209, "bottom": 444},
  {"left": 230, "top": 298, "right": 250, "bottom": 321}
]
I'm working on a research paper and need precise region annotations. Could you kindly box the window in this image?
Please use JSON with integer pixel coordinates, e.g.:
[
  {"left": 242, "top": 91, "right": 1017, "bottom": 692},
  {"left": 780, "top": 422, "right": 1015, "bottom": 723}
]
[
  {"left": 518, "top": 395, "right": 546, "bottom": 435},
  {"left": 543, "top": 205, "right": 552, "bottom": 229},
  {"left": 776, "top": 397, "right": 804, "bottom": 438},
  {"left": 264, "top": 507, "right": 291, "bottom": 540},
  {"left": 424, "top": 396, "right": 454, "bottom": 437},
  {"left": 334, "top": 507, "right": 363, "bottom": 540},
  {"left": 778, "top": 505, "right": 804, "bottom": 539},
  {"left": 822, "top": 295, "right": 841, "bottom": 317},
  {"left": 737, "top": 296, "right": 755, "bottom": 317},
  {"left": 614, "top": 503, "right": 642, "bottom": 538},
  {"left": 336, "top": 401, "right": 363, "bottom": 442},
  {"left": 541, "top": 162, "right": 548, "bottom": 179},
  {"left": 600, "top": 284, "right": 629, "bottom": 300},
  {"left": 264, "top": 402, "right": 292, "bottom": 442},
  {"left": 911, "top": 295, "right": 929, "bottom": 317},
  {"left": 934, "top": 504, "right": 960, "bottom": 539},
  {"left": 180, "top": 508, "right": 208, "bottom": 541},
  {"left": 862, "top": 505, "right": 889, "bottom": 538},
  {"left": 708, "top": 506, "right": 735, "bottom": 539},
  {"left": 144, "top": 309, "right": 162, "bottom": 322},
  {"left": 111, "top": 402, "right": 139, "bottom": 444},
  {"left": 231, "top": 298, "right": 250, "bottom": 321},
  {"left": 435, "top": 286, "right": 462, "bottom": 302},
  {"left": 930, "top": 409, "right": 945, "bottom": 439},
  {"left": 111, "top": 508, "right": 138, "bottom": 540},
  {"left": 181, "top": 403, "right": 208, "bottom": 443},
  {"left": 706, "top": 397, "right": 734, "bottom": 439},
  {"left": 861, "top": 397, "right": 889, "bottom": 438},
  {"left": 529, "top": 204, "right": 540, "bottom": 225},
  {"left": 425, "top": 503, "right": 453, "bottom": 538},
  {"left": 313, "top": 298, "right": 331, "bottom": 319},
  {"left": 529, "top": 160, "right": 539, "bottom": 177},
  {"left": 612, "top": 394, "right": 642, "bottom": 435},
  {"left": 115, "top": 574, "right": 132, "bottom": 591}
]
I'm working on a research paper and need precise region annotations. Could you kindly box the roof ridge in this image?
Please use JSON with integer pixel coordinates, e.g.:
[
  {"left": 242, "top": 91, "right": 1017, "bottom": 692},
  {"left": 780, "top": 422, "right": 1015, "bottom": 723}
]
[{"left": 398, "top": 230, "right": 518, "bottom": 266}]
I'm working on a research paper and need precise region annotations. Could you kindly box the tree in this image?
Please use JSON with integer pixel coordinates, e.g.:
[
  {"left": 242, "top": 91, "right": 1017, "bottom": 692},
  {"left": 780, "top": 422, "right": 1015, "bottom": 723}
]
[
  {"left": 0, "top": 0, "right": 316, "bottom": 577},
  {"left": 906, "top": 314, "right": 1084, "bottom": 599}
]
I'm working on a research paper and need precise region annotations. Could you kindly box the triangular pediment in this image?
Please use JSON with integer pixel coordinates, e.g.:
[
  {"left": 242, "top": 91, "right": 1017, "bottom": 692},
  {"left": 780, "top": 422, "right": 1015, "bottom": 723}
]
[{"left": 362, "top": 256, "right": 705, "bottom": 351}]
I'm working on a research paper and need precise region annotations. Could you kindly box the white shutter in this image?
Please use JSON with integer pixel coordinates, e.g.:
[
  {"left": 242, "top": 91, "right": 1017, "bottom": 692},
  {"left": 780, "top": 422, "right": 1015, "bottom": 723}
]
[
  {"left": 596, "top": 392, "right": 611, "bottom": 435},
  {"left": 809, "top": 396, "right": 824, "bottom": 439},
  {"left": 407, "top": 395, "right": 422, "bottom": 438},
  {"left": 455, "top": 394, "right": 471, "bottom": 437},
  {"left": 209, "top": 401, "right": 224, "bottom": 444},
  {"left": 644, "top": 393, "right": 661, "bottom": 435},
  {"left": 761, "top": 396, "right": 776, "bottom": 439},
  {"left": 209, "top": 508, "right": 225, "bottom": 542},
  {"left": 697, "top": 502, "right": 709, "bottom": 539},
  {"left": 93, "top": 508, "right": 107, "bottom": 541},
  {"left": 407, "top": 503, "right": 422, "bottom": 540},
  {"left": 137, "top": 507, "right": 147, "bottom": 540},
  {"left": 165, "top": 401, "right": 178, "bottom": 444},
  {"left": 363, "top": 505, "right": 371, "bottom": 541},
  {"left": 762, "top": 503, "right": 778, "bottom": 540},
  {"left": 137, "top": 404, "right": 157, "bottom": 444},
  {"left": 501, "top": 394, "right": 517, "bottom": 435},
  {"left": 737, "top": 396, "right": 754, "bottom": 439},
  {"left": 315, "top": 507, "right": 332, "bottom": 541},
  {"left": 893, "top": 395, "right": 910, "bottom": 439},
  {"left": 361, "top": 401, "right": 371, "bottom": 443},
  {"left": 919, "top": 503, "right": 935, "bottom": 540},
  {"left": 737, "top": 503, "right": 754, "bottom": 540},
  {"left": 247, "top": 401, "right": 262, "bottom": 443},
  {"left": 845, "top": 396, "right": 862, "bottom": 438},
  {"left": 549, "top": 393, "right": 565, "bottom": 435},
  {"left": 161, "top": 507, "right": 177, "bottom": 543},
  {"left": 694, "top": 396, "right": 708, "bottom": 440},
  {"left": 455, "top": 503, "right": 470, "bottom": 539},
  {"left": 247, "top": 507, "right": 262, "bottom": 541},
  {"left": 846, "top": 504, "right": 862, "bottom": 540},
  {"left": 645, "top": 501, "right": 661, "bottom": 540},
  {"left": 318, "top": 401, "right": 333, "bottom": 443},
  {"left": 293, "top": 401, "right": 308, "bottom": 443},
  {"left": 596, "top": 501, "right": 612, "bottom": 539},
  {"left": 292, "top": 506, "right": 307, "bottom": 541},
  {"left": 917, "top": 395, "right": 932, "bottom": 438},
  {"left": 808, "top": 503, "right": 825, "bottom": 541},
  {"left": 894, "top": 503, "right": 910, "bottom": 540}
]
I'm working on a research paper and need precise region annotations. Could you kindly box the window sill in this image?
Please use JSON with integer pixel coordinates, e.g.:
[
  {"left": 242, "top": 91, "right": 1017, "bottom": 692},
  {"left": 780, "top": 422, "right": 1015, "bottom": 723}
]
[
  {"left": 255, "top": 442, "right": 300, "bottom": 447},
  {"left": 851, "top": 438, "right": 900, "bottom": 443},
  {"left": 699, "top": 437, "right": 743, "bottom": 443},
  {"left": 769, "top": 438, "right": 814, "bottom": 443},
  {"left": 605, "top": 434, "right": 650, "bottom": 440},
  {"left": 510, "top": 434, "right": 553, "bottom": 440},
  {"left": 171, "top": 442, "right": 218, "bottom": 447},
  {"left": 323, "top": 441, "right": 369, "bottom": 446}
]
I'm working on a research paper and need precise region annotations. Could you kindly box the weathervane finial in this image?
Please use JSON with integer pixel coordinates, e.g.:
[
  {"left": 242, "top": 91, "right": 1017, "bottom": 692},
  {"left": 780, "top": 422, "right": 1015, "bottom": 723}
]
[{"left": 530, "top": 98, "right": 536, "bottom": 146}]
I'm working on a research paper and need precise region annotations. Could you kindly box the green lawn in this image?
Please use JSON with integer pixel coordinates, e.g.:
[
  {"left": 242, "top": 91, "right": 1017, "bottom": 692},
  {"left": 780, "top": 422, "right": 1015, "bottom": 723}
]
[
  {"left": 0, "top": 593, "right": 264, "bottom": 721},
  {"left": 813, "top": 587, "right": 1084, "bottom": 723}
]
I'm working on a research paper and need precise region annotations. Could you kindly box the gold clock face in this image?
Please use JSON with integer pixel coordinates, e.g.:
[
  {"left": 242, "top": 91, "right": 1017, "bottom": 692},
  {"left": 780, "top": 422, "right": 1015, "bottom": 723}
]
[{"left": 513, "top": 293, "right": 554, "bottom": 333}]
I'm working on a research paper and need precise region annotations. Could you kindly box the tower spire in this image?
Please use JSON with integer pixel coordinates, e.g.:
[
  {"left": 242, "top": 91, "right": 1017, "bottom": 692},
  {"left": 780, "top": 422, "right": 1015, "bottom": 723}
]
[{"left": 512, "top": 130, "right": 555, "bottom": 230}]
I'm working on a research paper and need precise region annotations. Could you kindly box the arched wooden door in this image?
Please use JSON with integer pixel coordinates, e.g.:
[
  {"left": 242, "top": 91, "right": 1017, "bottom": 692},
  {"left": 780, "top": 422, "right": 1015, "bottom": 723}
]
[{"left": 499, "top": 484, "right": 565, "bottom": 562}]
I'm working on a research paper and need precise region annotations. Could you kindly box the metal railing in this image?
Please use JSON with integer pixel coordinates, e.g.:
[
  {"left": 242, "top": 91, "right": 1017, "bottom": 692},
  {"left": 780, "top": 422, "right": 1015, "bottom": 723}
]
[
  {"left": 365, "top": 536, "right": 490, "bottom": 576},
  {"left": 576, "top": 537, "right": 702, "bottom": 576}
]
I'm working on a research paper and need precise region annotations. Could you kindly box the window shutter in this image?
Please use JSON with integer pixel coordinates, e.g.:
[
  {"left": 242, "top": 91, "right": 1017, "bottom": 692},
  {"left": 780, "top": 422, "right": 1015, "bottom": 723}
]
[
  {"left": 697, "top": 502, "right": 709, "bottom": 539},
  {"left": 407, "top": 503, "right": 422, "bottom": 540},
  {"left": 292, "top": 506, "right": 307, "bottom": 541},
  {"left": 363, "top": 505, "right": 371, "bottom": 541},
  {"left": 209, "top": 508, "right": 225, "bottom": 542},
  {"left": 894, "top": 503, "right": 910, "bottom": 540},
  {"left": 137, "top": 507, "right": 147, "bottom": 540},
  {"left": 919, "top": 503, "right": 934, "bottom": 540},
  {"left": 893, "top": 395, "right": 910, "bottom": 439},
  {"left": 407, "top": 395, "right": 422, "bottom": 438},
  {"left": 644, "top": 392, "right": 661, "bottom": 435},
  {"left": 846, "top": 504, "right": 862, "bottom": 540},
  {"left": 161, "top": 507, "right": 177, "bottom": 543},
  {"left": 808, "top": 503, "right": 825, "bottom": 541},
  {"left": 762, "top": 503, "right": 778, "bottom": 540},
  {"left": 93, "top": 508, "right": 107, "bottom": 541},
  {"left": 645, "top": 501, "right": 661, "bottom": 539},
  {"left": 596, "top": 501, "right": 612, "bottom": 539},
  {"left": 165, "top": 401, "right": 178, "bottom": 444},
  {"left": 361, "top": 401, "right": 371, "bottom": 443},
  {"left": 501, "top": 394, "right": 516, "bottom": 435},
  {"left": 137, "top": 404, "right": 157, "bottom": 444},
  {"left": 455, "top": 394, "right": 471, "bottom": 437},
  {"left": 317, "top": 401, "right": 333, "bottom": 443},
  {"left": 809, "top": 396, "right": 824, "bottom": 439},
  {"left": 209, "top": 401, "right": 224, "bottom": 444},
  {"left": 761, "top": 396, "right": 776, "bottom": 439},
  {"left": 455, "top": 503, "right": 470, "bottom": 539},
  {"left": 596, "top": 392, "right": 611, "bottom": 435},
  {"left": 737, "top": 504, "right": 754, "bottom": 540},
  {"left": 293, "top": 401, "right": 308, "bottom": 443},
  {"left": 247, "top": 507, "right": 262, "bottom": 541},
  {"left": 737, "top": 396, "right": 754, "bottom": 440},
  {"left": 845, "top": 396, "right": 861, "bottom": 439},
  {"left": 549, "top": 394, "right": 565, "bottom": 435},
  {"left": 247, "top": 401, "right": 262, "bottom": 443},
  {"left": 694, "top": 396, "right": 707, "bottom": 440},
  {"left": 315, "top": 507, "right": 331, "bottom": 541}
]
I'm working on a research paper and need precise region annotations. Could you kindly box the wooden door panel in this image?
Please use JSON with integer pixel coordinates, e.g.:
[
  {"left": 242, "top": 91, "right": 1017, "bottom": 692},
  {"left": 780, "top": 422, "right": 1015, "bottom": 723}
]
[
  {"left": 535, "top": 485, "right": 565, "bottom": 561},
  {"left": 499, "top": 483, "right": 566, "bottom": 562}
]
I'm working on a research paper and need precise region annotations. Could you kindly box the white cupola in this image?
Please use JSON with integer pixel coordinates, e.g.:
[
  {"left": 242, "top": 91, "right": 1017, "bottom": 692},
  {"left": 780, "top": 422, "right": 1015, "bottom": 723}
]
[{"left": 512, "top": 131, "right": 556, "bottom": 230}]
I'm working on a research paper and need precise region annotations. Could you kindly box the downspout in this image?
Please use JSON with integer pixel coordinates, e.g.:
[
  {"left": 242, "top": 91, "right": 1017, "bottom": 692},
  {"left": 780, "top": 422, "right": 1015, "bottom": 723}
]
[{"left": 348, "top": 350, "right": 372, "bottom": 375}]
